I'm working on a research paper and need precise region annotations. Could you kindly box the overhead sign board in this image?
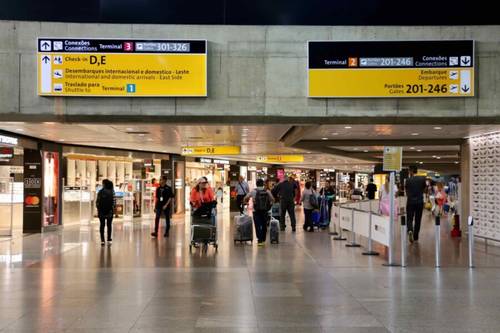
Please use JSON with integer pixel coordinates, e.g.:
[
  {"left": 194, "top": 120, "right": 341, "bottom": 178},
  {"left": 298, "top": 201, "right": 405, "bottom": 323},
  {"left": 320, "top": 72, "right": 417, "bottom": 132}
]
[
  {"left": 383, "top": 147, "right": 403, "bottom": 172},
  {"left": 308, "top": 40, "right": 474, "bottom": 98},
  {"left": 181, "top": 146, "right": 240, "bottom": 156},
  {"left": 256, "top": 155, "right": 304, "bottom": 163},
  {"left": 0, "top": 135, "right": 18, "bottom": 145},
  {"left": 37, "top": 38, "right": 207, "bottom": 97}
]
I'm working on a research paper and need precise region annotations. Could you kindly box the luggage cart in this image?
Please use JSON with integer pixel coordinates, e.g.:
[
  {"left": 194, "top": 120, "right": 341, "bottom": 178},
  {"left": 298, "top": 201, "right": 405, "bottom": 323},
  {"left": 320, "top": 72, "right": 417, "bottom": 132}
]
[{"left": 190, "top": 202, "right": 218, "bottom": 253}]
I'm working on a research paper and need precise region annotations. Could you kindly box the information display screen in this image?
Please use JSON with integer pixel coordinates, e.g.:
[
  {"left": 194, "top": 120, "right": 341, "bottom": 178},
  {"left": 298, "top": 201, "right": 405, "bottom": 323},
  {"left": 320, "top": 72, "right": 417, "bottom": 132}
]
[
  {"left": 308, "top": 40, "right": 474, "bottom": 98},
  {"left": 37, "top": 38, "right": 207, "bottom": 97}
]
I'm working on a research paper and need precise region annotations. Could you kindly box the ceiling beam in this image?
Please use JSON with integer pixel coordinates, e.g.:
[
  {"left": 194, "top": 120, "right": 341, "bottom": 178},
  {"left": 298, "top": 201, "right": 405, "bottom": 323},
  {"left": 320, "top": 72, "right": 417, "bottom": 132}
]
[
  {"left": 292, "top": 141, "right": 380, "bottom": 162},
  {"left": 298, "top": 139, "right": 464, "bottom": 147},
  {"left": 280, "top": 125, "right": 320, "bottom": 147}
]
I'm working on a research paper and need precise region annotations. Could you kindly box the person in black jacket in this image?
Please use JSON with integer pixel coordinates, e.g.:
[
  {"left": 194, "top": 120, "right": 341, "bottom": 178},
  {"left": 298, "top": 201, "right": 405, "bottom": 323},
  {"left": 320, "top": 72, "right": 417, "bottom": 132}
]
[
  {"left": 151, "top": 176, "right": 175, "bottom": 238},
  {"left": 96, "top": 179, "right": 116, "bottom": 246}
]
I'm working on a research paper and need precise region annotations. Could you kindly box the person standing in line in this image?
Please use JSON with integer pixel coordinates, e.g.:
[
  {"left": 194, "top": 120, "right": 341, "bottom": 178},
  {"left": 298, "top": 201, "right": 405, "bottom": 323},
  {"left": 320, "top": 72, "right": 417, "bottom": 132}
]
[
  {"left": 151, "top": 176, "right": 175, "bottom": 238},
  {"left": 245, "top": 179, "right": 274, "bottom": 246},
  {"left": 378, "top": 176, "right": 398, "bottom": 216},
  {"left": 320, "top": 182, "right": 336, "bottom": 222},
  {"left": 301, "top": 181, "right": 315, "bottom": 232},
  {"left": 366, "top": 178, "right": 377, "bottom": 200},
  {"left": 406, "top": 166, "right": 427, "bottom": 243},
  {"left": 96, "top": 179, "right": 116, "bottom": 246},
  {"left": 236, "top": 175, "right": 249, "bottom": 214},
  {"left": 272, "top": 176, "right": 298, "bottom": 232}
]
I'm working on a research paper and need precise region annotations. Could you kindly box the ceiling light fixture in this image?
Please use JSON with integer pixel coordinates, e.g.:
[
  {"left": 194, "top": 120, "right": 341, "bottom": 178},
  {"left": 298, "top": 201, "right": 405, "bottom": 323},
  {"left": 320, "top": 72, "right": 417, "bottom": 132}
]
[
  {"left": 434, "top": 126, "right": 442, "bottom": 130},
  {"left": 411, "top": 133, "right": 419, "bottom": 136},
  {"left": 410, "top": 147, "right": 415, "bottom": 150},
  {"left": 436, "top": 156, "right": 441, "bottom": 159},
  {"left": 363, "top": 150, "right": 368, "bottom": 153},
  {"left": 454, "top": 161, "right": 459, "bottom": 164},
  {"left": 419, "top": 161, "right": 423, "bottom": 164},
  {"left": 332, "top": 132, "right": 339, "bottom": 135},
  {"left": 344, "top": 126, "right": 352, "bottom": 129},
  {"left": 322, "top": 137, "right": 328, "bottom": 140},
  {"left": 417, "top": 149, "right": 422, "bottom": 152}
]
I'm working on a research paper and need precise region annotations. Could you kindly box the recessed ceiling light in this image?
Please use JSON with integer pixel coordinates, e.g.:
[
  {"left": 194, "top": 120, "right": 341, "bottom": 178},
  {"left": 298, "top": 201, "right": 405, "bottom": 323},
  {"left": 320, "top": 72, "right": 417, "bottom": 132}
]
[
  {"left": 434, "top": 126, "right": 442, "bottom": 130},
  {"left": 363, "top": 150, "right": 368, "bottom": 153},
  {"left": 432, "top": 155, "right": 437, "bottom": 158},
  {"left": 417, "top": 149, "right": 422, "bottom": 152},
  {"left": 454, "top": 161, "right": 459, "bottom": 164},
  {"left": 419, "top": 161, "right": 423, "bottom": 164},
  {"left": 332, "top": 132, "right": 339, "bottom": 135},
  {"left": 322, "top": 137, "right": 328, "bottom": 140},
  {"left": 436, "top": 156, "right": 441, "bottom": 159},
  {"left": 411, "top": 133, "right": 419, "bottom": 136},
  {"left": 126, "top": 128, "right": 134, "bottom": 131},
  {"left": 410, "top": 147, "right": 415, "bottom": 150},
  {"left": 344, "top": 126, "right": 352, "bottom": 129},
  {"left": 353, "top": 148, "right": 358, "bottom": 151}
]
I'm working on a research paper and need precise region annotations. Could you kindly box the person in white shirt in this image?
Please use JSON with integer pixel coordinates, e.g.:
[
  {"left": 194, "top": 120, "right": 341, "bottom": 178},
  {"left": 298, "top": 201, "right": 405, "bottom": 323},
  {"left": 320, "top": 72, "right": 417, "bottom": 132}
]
[{"left": 236, "top": 175, "right": 250, "bottom": 214}]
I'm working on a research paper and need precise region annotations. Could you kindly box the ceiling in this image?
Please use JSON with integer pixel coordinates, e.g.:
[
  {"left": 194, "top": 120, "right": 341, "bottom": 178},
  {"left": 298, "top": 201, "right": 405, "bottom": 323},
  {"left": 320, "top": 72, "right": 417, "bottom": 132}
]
[{"left": 1, "top": 122, "right": 499, "bottom": 174}]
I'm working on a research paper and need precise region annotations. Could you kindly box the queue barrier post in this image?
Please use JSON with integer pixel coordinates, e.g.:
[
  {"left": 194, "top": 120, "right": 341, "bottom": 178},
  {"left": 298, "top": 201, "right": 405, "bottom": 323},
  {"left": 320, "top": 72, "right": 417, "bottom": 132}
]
[
  {"left": 362, "top": 210, "right": 379, "bottom": 256},
  {"left": 333, "top": 204, "right": 346, "bottom": 241},
  {"left": 346, "top": 208, "right": 361, "bottom": 248},
  {"left": 400, "top": 215, "right": 407, "bottom": 267},
  {"left": 329, "top": 204, "right": 339, "bottom": 236},
  {"left": 435, "top": 215, "right": 441, "bottom": 268},
  {"left": 468, "top": 216, "right": 474, "bottom": 269}
]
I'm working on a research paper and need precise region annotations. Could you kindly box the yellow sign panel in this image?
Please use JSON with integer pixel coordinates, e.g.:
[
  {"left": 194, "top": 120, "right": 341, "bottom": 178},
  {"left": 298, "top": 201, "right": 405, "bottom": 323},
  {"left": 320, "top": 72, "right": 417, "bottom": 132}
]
[
  {"left": 309, "top": 68, "right": 473, "bottom": 97},
  {"left": 308, "top": 40, "right": 475, "bottom": 98},
  {"left": 383, "top": 147, "right": 403, "bottom": 172},
  {"left": 181, "top": 146, "right": 241, "bottom": 156},
  {"left": 256, "top": 155, "right": 304, "bottom": 163},
  {"left": 37, "top": 39, "right": 207, "bottom": 97}
]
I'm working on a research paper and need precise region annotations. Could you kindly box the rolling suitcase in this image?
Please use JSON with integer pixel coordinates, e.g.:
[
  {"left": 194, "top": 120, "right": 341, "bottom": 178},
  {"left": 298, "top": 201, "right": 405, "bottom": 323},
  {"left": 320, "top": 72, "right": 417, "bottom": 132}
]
[
  {"left": 269, "top": 217, "right": 280, "bottom": 244},
  {"left": 234, "top": 214, "right": 253, "bottom": 244}
]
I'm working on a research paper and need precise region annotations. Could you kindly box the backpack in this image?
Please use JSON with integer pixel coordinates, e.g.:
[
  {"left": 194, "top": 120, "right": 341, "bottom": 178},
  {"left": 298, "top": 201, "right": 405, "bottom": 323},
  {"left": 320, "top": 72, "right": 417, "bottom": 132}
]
[
  {"left": 309, "top": 191, "right": 319, "bottom": 209},
  {"left": 254, "top": 189, "right": 272, "bottom": 212},
  {"left": 98, "top": 189, "right": 113, "bottom": 214}
]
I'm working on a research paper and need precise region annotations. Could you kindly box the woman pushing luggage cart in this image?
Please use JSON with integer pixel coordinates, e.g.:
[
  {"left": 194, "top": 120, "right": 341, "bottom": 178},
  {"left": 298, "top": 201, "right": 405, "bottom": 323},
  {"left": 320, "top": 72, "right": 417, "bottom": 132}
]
[{"left": 189, "top": 177, "right": 218, "bottom": 252}]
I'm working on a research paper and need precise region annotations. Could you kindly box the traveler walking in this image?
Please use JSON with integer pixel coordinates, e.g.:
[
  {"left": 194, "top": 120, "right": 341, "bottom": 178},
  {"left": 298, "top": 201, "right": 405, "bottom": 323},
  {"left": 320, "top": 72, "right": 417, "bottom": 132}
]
[
  {"left": 190, "top": 177, "right": 216, "bottom": 211},
  {"left": 96, "top": 179, "right": 115, "bottom": 246},
  {"left": 245, "top": 179, "right": 274, "bottom": 245},
  {"left": 272, "top": 176, "right": 298, "bottom": 232},
  {"left": 151, "top": 176, "right": 175, "bottom": 238},
  {"left": 406, "top": 166, "right": 427, "bottom": 243},
  {"left": 301, "top": 181, "right": 316, "bottom": 232},
  {"left": 236, "top": 175, "right": 249, "bottom": 214}
]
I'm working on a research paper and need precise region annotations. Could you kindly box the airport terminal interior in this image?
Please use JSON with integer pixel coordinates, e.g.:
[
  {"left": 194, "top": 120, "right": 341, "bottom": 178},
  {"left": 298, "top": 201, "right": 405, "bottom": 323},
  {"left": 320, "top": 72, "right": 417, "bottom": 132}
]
[{"left": 1, "top": 1, "right": 500, "bottom": 332}]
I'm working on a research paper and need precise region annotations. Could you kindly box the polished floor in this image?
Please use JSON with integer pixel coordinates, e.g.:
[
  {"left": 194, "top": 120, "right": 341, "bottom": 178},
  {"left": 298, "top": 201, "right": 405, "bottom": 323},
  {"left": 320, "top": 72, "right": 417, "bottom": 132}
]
[{"left": 1, "top": 207, "right": 500, "bottom": 332}]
